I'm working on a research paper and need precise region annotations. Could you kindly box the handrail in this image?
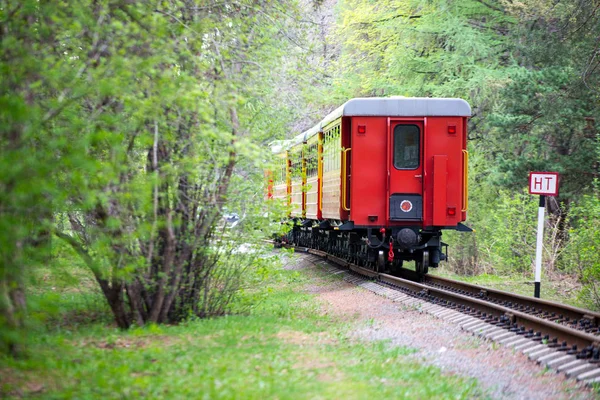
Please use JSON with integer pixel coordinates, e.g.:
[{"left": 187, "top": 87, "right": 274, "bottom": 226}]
[
  {"left": 318, "top": 138, "right": 323, "bottom": 212},
  {"left": 462, "top": 149, "right": 469, "bottom": 212},
  {"left": 319, "top": 175, "right": 323, "bottom": 210},
  {"left": 342, "top": 148, "right": 351, "bottom": 211}
]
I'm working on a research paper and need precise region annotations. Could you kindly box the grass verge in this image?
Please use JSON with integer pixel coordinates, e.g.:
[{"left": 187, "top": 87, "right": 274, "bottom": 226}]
[{"left": 2, "top": 254, "right": 478, "bottom": 399}]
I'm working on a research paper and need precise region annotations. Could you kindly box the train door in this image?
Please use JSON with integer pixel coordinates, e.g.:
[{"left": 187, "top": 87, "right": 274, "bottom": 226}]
[
  {"left": 341, "top": 117, "right": 352, "bottom": 218},
  {"left": 387, "top": 120, "right": 424, "bottom": 222}
]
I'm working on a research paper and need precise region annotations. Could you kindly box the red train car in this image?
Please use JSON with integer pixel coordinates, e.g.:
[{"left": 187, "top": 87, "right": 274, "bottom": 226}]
[{"left": 270, "top": 97, "right": 471, "bottom": 275}]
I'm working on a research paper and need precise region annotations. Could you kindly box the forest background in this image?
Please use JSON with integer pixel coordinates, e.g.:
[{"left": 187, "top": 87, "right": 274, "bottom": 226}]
[{"left": 1, "top": 0, "right": 599, "bottom": 357}]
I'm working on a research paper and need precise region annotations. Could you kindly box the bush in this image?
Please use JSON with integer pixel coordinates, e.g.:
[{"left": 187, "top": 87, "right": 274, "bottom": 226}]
[
  {"left": 564, "top": 193, "right": 600, "bottom": 309},
  {"left": 445, "top": 189, "right": 538, "bottom": 276}
]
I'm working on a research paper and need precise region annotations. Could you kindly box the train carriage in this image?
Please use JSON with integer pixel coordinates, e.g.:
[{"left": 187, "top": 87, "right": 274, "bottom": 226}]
[{"left": 269, "top": 97, "right": 472, "bottom": 275}]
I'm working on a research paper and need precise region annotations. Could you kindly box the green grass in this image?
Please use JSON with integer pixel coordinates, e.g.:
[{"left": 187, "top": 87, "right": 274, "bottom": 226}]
[{"left": 2, "top": 257, "right": 478, "bottom": 399}]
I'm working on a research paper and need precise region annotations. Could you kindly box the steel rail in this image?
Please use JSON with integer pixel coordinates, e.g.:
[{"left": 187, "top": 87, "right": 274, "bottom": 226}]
[
  {"left": 378, "top": 273, "right": 600, "bottom": 351},
  {"left": 424, "top": 274, "right": 600, "bottom": 327}
]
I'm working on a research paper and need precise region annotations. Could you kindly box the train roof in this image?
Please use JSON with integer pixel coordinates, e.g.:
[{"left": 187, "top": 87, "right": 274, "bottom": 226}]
[
  {"left": 280, "top": 97, "right": 471, "bottom": 153},
  {"left": 291, "top": 124, "right": 321, "bottom": 146},
  {"left": 269, "top": 140, "right": 288, "bottom": 154},
  {"left": 321, "top": 97, "right": 471, "bottom": 127}
]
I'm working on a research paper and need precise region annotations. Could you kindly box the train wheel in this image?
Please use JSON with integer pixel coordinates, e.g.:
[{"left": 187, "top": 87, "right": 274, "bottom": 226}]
[{"left": 416, "top": 250, "right": 430, "bottom": 276}]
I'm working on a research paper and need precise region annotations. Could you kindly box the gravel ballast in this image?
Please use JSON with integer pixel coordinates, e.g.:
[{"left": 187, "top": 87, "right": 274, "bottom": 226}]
[{"left": 290, "top": 253, "right": 596, "bottom": 399}]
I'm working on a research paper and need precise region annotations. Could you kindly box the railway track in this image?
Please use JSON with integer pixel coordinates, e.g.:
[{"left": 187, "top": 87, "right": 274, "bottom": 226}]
[
  {"left": 282, "top": 244, "right": 600, "bottom": 385},
  {"left": 423, "top": 275, "right": 600, "bottom": 337}
]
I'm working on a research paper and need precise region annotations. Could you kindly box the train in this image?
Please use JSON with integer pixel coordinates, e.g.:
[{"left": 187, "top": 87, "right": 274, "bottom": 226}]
[{"left": 267, "top": 97, "right": 472, "bottom": 276}]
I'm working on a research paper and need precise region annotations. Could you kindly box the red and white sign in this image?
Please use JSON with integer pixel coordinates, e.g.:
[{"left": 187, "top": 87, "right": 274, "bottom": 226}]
[{"left": 529, "top": 172, "right": 559, "bottom": 196}]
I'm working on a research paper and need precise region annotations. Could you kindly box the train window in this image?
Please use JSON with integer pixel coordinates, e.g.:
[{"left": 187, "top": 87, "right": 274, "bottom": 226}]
[
  {"left": 274, "top": 157, "right": 286, "bottom": 185},
  {"left": 393, "top": 124, "right": 420, "bottom": 170},
  {"left": 323, "top": 123, "right": 341, "bottom": 173},
  {"left": 290, "top": 149, "right": 303, "bottom": 179},
  {"left": 306, "top": 143, "right": 318, "bottom": 178},
  {"left": 281, "top": 159, "right": 287, "bottom": 183}
]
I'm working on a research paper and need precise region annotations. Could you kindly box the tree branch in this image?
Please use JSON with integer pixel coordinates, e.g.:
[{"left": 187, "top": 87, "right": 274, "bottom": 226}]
[
  {"left": 360, "top": 13, "right": 421, "bottom": 25},
  {"left": 474, "top": 0, "right": 505, "bottom": 13}
]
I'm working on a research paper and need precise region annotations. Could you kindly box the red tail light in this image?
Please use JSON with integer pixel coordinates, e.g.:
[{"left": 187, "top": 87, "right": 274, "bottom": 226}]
[
  {"left": 447, "top": 207, "right": 456, "bottom": 216},
  {"left": 448, "top": 125, "right": 456, "bottom": 134}
]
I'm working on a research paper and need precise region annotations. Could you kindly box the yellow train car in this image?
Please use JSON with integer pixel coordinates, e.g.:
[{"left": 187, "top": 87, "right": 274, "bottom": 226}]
[
  {"left": 271, "top": 108, "right": 354, "bottom": 224},
  {"left": 270, "top": 116, "right": 347, "bottom": 223}
]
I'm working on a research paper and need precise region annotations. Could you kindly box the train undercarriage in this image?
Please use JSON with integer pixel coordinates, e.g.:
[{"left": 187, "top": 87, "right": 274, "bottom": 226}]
[{"left": 282, "top": 221, "right": 448, "bottom": 276}]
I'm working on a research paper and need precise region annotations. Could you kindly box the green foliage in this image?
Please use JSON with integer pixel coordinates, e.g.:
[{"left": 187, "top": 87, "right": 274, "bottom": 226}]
[
  {"left": 322, "top": 0, "right": 599, "bottom": 199},
  {"left": 319, "top": 0, "right": 512, "bottom": 104},
  {"left": 445, "top": 188, "right": 537, "bottom": 276},
  {"left": 27, "top": 239, "right": 112, "bottom": 330},
  {"left": 1, "top": 0, "right": 303, "bottom": 352},
  {"left": 486, "top": 66, "right": 598, "bottom": 198},
  {"left": 565, "top": 193, "right": 600, "bottom": 309},
  {"left": 481, "top": 0, "right": 599, "bottom": 201},
  {"left": 478, "top": 190, "right": 538, "bottom": 274},
  {"left": 2, "top": 0, "right": 599, "bottom": 357}
]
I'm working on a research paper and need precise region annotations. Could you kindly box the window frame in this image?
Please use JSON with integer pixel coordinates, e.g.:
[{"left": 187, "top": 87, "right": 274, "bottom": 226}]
[
  {"left": 323, "top": 123, "right": 341, "bottom": 173},
  {"left": 274, "top": 156, "right": 287, "bottom": 185},
  {"left": 393, "top": 124, "right": 421, "bottom": 170},
  {"left": 305, "top": 142, "right": 318, "bottom": 178},
  {"left": 287, "top": 147, "right": 302, "bottom": 180}
]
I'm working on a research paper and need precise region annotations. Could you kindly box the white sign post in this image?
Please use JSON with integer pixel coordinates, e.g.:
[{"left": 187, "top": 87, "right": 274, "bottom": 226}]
[{"left": 528, "top": 172, "right": 560, "bottom": 298}]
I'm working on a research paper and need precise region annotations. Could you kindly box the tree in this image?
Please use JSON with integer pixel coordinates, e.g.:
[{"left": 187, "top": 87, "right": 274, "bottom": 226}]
[
  {"left": 485, "top": 0, "right": 599, "bottom": 202},
  {"left": 1, "top": 0, "right": 302, "bottom": 352}
]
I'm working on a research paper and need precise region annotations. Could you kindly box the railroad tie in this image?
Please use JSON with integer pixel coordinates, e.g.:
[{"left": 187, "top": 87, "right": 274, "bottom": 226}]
[
  {"left": 448, "top": 315, "right": 473, "bottom": 324},
  {"left": 513, "top": 341, "right": 539, "bottom": 352},
  {"left": 546, "top": 355, "right": 577, "bottom": 369},
  {"left": 464, "top": 323, "right": 491, "bottom": 333},
  {"left": 576, "top": 367, "right": 600, "bottom": 382},
  {"left": 557, "top": 359, "right": 587, "bottom": 373},
  {"left": 564, "top": 363, "right": 597, "bottom": 379},
  {"left": 527, "top": 347, "right": 554, "bottom": 361},
  {"left": 488, "top": 331, "right": 515, "bottom": 342},
  {"left": 537, "top": 352, "right": 566, "bottom": 365}
]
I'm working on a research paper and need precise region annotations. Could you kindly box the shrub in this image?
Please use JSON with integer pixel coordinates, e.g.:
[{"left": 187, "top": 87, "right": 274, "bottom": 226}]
[{"left": 564, "top": 193, "right": 600, "bottom": 309}]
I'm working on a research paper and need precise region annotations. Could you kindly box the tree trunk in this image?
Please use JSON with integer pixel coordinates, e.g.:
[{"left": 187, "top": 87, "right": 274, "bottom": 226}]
[
  {"left": 0, "top": 277, "right": 25, "bottom": 357},
  {"left": 102, "top": 279, "right": 130, "bottom": 329}
]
